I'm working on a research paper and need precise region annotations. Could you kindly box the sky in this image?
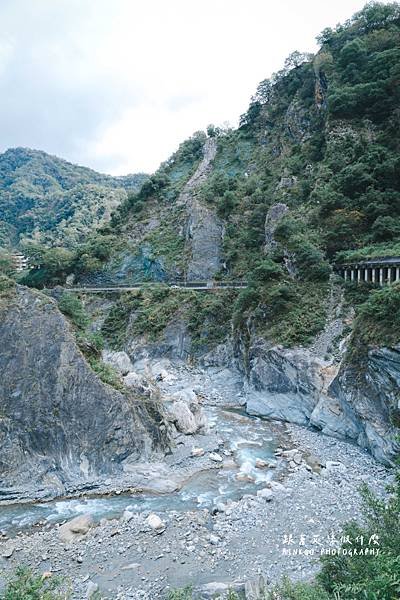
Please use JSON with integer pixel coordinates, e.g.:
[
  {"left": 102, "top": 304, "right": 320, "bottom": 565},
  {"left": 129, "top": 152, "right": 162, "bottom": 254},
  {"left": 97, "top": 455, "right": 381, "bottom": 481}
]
[{"left": 0, "top": 0, "right": 384, "bottom": 175}]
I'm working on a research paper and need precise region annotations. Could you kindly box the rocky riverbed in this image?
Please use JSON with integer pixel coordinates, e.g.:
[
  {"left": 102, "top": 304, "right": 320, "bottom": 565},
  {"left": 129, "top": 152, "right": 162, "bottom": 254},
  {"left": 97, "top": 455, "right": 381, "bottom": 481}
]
[{"left": 0, "top": 361, "right": 393, "bottom": 599}]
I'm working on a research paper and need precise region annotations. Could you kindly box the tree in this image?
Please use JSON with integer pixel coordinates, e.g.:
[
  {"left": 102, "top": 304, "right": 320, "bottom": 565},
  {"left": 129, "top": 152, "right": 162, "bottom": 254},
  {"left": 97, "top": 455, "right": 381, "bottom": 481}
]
[
  {"left": 284, "top": 51, "right": 313, "bottom": 71},
  {"left": 0, "top": 252, "right": 14, "bottom": 277}
]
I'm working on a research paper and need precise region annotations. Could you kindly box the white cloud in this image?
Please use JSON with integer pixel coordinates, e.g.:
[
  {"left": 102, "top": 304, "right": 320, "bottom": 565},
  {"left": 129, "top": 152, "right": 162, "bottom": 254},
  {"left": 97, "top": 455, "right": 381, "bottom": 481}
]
[{"left": 0, "top": 0, "right": 387, "bottom": 174}]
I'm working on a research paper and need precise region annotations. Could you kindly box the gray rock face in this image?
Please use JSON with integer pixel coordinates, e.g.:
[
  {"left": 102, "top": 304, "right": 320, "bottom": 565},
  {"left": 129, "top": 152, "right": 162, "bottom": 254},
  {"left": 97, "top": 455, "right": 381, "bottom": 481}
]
[
  {"left": 127, "top": 319, "right": 192, "bottom": 361},
  {"left": 0, "top": 287, "right": 168, "bottom": 499},
  {"left": 284, "top": 95, "right": 312, "bottom": 143},
  {"left": 264, "top": 203, "right": 289, "bottom": 253},
  {"left": 181, "top": 138, "right": 224, "bottom": 280},
  {"left": 245, "top": 341, "right": 323, "bottom": 425},
  {"left": 186, "top": 201, "right": 224, "bottom": 280},
  {"left": 243, "top": 336, "right": 399, "bottom": 464},
  {"left": 312, "top": 347, "right": 400, "bottom": 465},
  {"left": 101, "top": 350, "right": 134, "bottom": 375}
]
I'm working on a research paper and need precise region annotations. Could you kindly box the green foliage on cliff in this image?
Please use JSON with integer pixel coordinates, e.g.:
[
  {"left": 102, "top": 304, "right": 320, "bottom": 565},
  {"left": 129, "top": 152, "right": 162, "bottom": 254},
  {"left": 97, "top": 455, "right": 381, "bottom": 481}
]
[
  {"left": 0, "top": 147, "right": 147, "bottom": 249},
  {"left": 56, "top": 291, "right": 122, "bottom": 389},
  {"left": 113, "top": 132, "right": 206, "bottom": 227},
  {"left": 57, "top": 292, "right": 89, "bottom": 330},
  {"left": 101, "top": 286, "right": 236, "bottom": 352},
  {"left": 349, "top": 283, "right": 400, "bottom": 352},
  {"left": 16, "top": 2, "right": 400, "bottom": 350}
]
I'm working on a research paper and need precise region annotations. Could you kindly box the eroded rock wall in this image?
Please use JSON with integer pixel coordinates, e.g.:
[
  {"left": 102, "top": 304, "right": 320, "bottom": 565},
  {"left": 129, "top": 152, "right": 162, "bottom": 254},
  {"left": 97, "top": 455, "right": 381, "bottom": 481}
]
[{"left": 0, "top": 287, "right": 168, "bottom": 500}]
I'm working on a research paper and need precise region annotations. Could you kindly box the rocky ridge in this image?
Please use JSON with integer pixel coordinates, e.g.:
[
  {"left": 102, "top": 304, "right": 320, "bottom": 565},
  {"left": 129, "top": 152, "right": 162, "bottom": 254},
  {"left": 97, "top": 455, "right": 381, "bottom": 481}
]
[{"left": 0, "top": 286, "right": 169, "bottom": 501}]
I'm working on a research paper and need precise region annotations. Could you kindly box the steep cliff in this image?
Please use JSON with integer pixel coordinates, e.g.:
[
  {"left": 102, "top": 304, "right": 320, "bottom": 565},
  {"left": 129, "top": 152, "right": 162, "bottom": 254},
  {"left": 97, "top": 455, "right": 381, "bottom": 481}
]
[{"left": 0, "top": 286, "right": 168, "bottom": 501}]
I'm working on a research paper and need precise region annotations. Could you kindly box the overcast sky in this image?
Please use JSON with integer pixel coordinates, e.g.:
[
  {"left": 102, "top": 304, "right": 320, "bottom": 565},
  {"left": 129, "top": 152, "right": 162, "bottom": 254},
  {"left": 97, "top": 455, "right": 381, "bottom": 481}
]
[{"left": 0, "top": 0, "right": 381, "bottom": 175}]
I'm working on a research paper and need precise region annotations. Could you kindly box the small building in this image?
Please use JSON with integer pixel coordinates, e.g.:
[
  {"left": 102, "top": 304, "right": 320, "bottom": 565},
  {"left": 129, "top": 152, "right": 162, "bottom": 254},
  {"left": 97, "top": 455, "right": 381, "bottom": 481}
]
[{"left": 11, "top": 253, "right": 29, "bottom": 272}]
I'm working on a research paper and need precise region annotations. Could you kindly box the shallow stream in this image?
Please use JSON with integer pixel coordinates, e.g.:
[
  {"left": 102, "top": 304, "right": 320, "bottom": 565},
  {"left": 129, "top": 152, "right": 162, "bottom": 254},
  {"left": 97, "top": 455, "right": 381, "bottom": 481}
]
[{"left": 0, "top": 407, "right": 281, "bottom": 535}]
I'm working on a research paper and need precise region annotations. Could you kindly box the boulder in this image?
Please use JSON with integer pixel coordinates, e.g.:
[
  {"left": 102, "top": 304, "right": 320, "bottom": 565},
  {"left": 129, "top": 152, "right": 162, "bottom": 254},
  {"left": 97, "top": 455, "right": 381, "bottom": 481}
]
[
  {"left": 146, "top": 513, "right": 165, "bottom": 533},
  {"left": 191, "top": 447, "right": 205, "bottom": 457},
  {"left": 192, "top": 581, "right": 245, "bottom": 599},
  {"left": 101, "top": 350, "right": 133, "bottom": 375},
  {"left": 257, "top": 488, "right": 273, "bottom": 501},
  {"left": 165, "top": 388, "right": 207, "bottom": 434},
  {"left": 209, "top": 452, "right": 223, "bottom": 463},
  {"left": 1, "top": 545, "right": 14, "bottom": 558},
  {"left": 58, "top": 514, "right": 94, "bottom": 543},
  {"left": 123, "top": 371, "right": 154, "bottom": 397}
]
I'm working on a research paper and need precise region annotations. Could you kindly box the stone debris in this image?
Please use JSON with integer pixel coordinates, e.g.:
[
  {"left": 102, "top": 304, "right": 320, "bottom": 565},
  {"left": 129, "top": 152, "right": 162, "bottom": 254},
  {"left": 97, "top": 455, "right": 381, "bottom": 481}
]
[
  {"left": 146, "top": 513, "right": 165, "bottom": 533},
  {"left": 209, "top": 452, "right": 223, "bottom": 462},
  {"left": 191, "top": 447, "right": 205, "bottom": 457},
  {"left": 0, "top": 361, "right": 392, "bottom": 599},
  {"left": 58, "top": 514, "right": 94, "bottom": 543}
]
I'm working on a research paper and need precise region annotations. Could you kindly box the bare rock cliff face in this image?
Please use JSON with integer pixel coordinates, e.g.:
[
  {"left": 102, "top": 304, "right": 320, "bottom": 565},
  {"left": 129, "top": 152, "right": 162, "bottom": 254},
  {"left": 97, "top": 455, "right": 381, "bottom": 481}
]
[
  {"left": 0, "top": 287, "right": 168, "bottom": 501},
  {"left": 244, "top": 340, "right": 399, "bottom": 465},
  {"left": 313, "top": 347, "right": 400, "bottom": 464},
  {"left": 182, "top": 138, "right": 225, "bottom": 280}
]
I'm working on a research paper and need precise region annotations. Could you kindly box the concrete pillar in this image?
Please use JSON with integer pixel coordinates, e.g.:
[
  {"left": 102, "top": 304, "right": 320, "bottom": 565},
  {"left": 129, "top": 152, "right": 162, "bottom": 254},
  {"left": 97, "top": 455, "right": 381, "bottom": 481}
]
[
  {"left": 344, "top": 269, "right": 348, "bottom": 281},
  {"left": 379, "top": 268, "right": 384, "bottom": 286},
  {"left": 372, "top": 268, "right": 376, "bottom": 284},
  {"left": 396, "top": 267, "right": 400, "bottom": 282},
  {"left": 364, "top": 269, "right": 369, "bottom": 283},
  {"left": 351, "top": 269, "right": 355, "bottom": 282},
  {"left": 358, "top": 269, "right": 362, "bottom": 283}
]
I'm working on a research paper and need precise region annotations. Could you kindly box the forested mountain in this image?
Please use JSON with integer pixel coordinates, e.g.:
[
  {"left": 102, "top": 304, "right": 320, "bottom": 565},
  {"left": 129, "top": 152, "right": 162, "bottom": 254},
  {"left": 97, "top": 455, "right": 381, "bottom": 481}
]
[
  {"left": 21, "top": 1, "right": 398, "bottom": 342},
  {"left": 0, "top": 147, "right": 147, "bottom": 248}
]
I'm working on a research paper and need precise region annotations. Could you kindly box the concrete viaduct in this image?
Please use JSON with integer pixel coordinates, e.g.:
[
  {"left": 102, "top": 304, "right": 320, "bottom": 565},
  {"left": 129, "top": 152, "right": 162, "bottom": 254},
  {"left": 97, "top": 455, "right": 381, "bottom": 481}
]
[{"left": 336, "top": 257, "right": 400, "bottom": 285}]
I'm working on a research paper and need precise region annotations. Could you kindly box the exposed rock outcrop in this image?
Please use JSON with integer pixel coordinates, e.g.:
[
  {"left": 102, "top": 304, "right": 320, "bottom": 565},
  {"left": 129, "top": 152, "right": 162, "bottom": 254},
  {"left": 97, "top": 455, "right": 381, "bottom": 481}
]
[
  {"left": 182, "top": 138, "right": 225, "bottom": 280},
  {"left": 245, "top": 341, "right": 328, "bottom": 426},
  {"left": 244, "top": 337, "right": 399, "bottom": 465},
  {"left": 312, "top": 347, "right": 400, "bottom": 464},
  {"left": 0, "top": 287, "right": 168, "bottom": 500},
  {"left": 264, "top": 203, "right": 289, "bottom": 254}
]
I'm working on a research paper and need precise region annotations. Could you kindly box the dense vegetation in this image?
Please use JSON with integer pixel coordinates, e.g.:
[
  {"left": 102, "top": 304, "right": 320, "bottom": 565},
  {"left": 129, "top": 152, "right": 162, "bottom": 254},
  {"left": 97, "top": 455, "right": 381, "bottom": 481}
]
[
  {"left": 81, "top": 3, "right": 400, "bottom": 348},
  {"left": 3, "top": 2, "right": 400, "bottom": 352},
  {"left": 101, "top": 285, "right": 237, "bottom": 354},
  {"left": 0, "top": 147, "right": 147, "bottom": 248}
]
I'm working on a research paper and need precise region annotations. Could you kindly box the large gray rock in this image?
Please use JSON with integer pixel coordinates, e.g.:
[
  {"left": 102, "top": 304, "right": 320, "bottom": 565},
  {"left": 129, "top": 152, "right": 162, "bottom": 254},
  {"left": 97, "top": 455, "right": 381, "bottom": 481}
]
[
  {"left": 58, "top": 514, "right": 94, "bottom": 543},
  {"left": 264, "top": 203, "right": 289, "bottom": 253},
  {"left": 186, "top": 200, "right": 224, "bottom": 280},
  {"left": 243, "top": 336, "right": 399, "bottom": 464},
  {"left": 312, "top": 347, "right": 400, "bottom": 465},
  {"left": 164, "top": 388, "right": 207, "bottom": 434},
  {"left": 0, "top": 287, "right": 168, "bottom": 499},
  {"left": 101, "top": 350, "right": 133, "bottom": 375},
  {"left": 246, "top": 342, "right": 323, "bottom": 425}
]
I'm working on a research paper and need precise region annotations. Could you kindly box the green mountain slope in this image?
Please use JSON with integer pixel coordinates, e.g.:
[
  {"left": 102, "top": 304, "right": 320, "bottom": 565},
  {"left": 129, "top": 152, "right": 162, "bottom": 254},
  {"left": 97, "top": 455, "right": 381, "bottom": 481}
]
[
  {"left": 15, "top": 2, "right": 400, "bottom": 351},
  {"left": 0, "top": 147, "right": 147, "bottom": 248}
]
